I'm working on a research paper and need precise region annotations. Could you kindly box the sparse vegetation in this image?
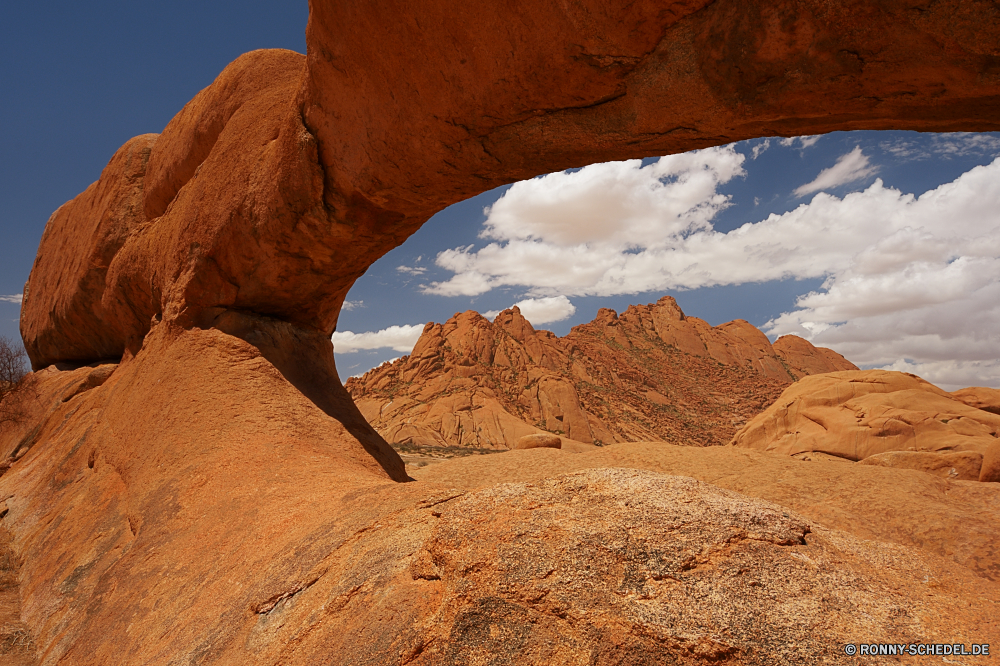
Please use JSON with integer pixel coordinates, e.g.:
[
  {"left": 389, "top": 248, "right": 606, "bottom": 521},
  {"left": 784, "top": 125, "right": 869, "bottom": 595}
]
[{"left": 0, "top": 336, "right": 32, "bottom": 433}]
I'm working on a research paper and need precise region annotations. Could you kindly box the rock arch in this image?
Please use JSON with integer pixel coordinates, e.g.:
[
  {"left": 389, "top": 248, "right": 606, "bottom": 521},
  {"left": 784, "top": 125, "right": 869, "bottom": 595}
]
[
  {"left": 4, "top": 4, "right": 1000, "bottom": 663},
  {"left": 18, "top": 0, "right": 1000, "bottom": 479}
]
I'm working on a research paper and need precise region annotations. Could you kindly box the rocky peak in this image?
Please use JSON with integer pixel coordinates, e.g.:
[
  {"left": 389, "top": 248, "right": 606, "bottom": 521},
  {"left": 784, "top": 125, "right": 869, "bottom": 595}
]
[
  {"left": 347, "top": 296, "right": 858, "bottom": 450},
  {"left": 494, "top": 306, "right": 536, "bottom": 343}
]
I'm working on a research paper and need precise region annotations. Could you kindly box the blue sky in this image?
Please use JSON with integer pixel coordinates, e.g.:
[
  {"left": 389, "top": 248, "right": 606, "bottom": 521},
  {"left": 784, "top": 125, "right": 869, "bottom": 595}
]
[{"left": 3, "top": 4, "right": 999, "bottom": 390}]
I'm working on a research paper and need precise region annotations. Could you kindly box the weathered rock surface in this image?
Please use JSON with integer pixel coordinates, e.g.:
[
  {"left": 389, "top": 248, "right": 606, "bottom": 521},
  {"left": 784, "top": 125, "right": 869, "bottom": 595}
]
[
  {"left": 412, "top": 442, "right": 1000, "bottom": 583},
  {"left": 731, "top": 370, "right": 1000, "bottom": 467},
  {"left": 0, "top": 525, "right": 36, "bottom": 666},
  {"left": 981, "top": 440, "right": 1000, "bottom": 482},
  {"left": 6, "top": 0, "right": 1000, "bottom": 663},
  {"left": 347, "top": 297, "right": 854, "bottom": 449},
  {"left": 952, "top": 386, "right": 1000, "bottom": 415},
  {"left": 858, "top": 449, "right": 983, "bottom": 481}
]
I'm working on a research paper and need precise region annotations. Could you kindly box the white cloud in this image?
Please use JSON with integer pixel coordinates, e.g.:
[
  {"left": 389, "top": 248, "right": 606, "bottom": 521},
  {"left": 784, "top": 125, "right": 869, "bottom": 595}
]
[
  {"left": 779, "top": 135, "right": 821, "bottom": 150},
  {"left": 878, "top": 359, "right": 1000, "bottom": 393},
  {"left": 483, "top": 295, "right": 576, "bottom": 325},
  {"left": 759, "top": 159, "right": 1000, "bottom": 389},
  {"left": 749, "top": 135, "right": 819, "bottom": 161},
  {"left": 751, "top": 139, "right": 770, "bottom": 160},
  {"left": 425, "top": 146, "right": 747, "bottom": 297},
  {"left": 0, "top": 294, "right": 22, "bottom": 304},
  {"left": 342, "top": 299, "right": 363, "bottom": 311},
  {"left": 397, "top": 265, "right": 426, "bottom": 275},
  {"left": 332, "top": 324, "right": 424, "bottom": 354},
  {"left": 793, "top": 146, "right": 877, "bottom": 197}
]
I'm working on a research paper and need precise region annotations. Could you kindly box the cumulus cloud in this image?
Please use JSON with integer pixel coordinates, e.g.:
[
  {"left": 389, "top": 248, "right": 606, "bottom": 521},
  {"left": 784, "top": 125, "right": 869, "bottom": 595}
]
[
  {"left": 425, "top": 146, "right": 747, "bottom": 297},
  {"left": 341, "top": 299, "right": 363, "bottom": 311},
  {"left": 793, "top": 146, "right": 877, "bottom": 197},
  {"left": 483, "top": 295, "right": 576, "bottom": 325},
  {"left": 759, "top": 159, "right": 1000, "bottom": 389},
  {"left": 397, "top": 265, "right": 426, "bottom": 275},
  {"left": 0, "top": 294, "right": 22, "bottom": 304},
  {"left": 332, "top": 324, "right": 424, "bottom": 354}
]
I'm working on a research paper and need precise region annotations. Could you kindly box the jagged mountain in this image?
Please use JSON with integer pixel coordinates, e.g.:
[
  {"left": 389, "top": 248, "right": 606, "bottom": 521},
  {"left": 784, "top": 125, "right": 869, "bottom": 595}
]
[{"left": 345, "top": 296, "right": 856, "bottom": 448}]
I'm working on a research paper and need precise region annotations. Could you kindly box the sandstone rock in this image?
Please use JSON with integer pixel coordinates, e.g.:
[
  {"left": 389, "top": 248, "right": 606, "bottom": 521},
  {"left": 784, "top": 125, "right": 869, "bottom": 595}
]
[
  {"left": 20, "top": 134, "right": 157, "bottom": 368},
  {"left": 0, "top": 526, "right": 36, "bottom": 666},
  {"left": 347, "top": 298, "right": 854, "bottom": 450},
  {"left": 952, "top": 386, "right": 1000, "bottom": 415},
  {"left": 858, "top": 450, "right": 983, "bottom": 481},
  {"left": 981, "top": 440, "right": 1000, "bottom": 483},
  {"left": 514, "top": 433, "right": 562, "bottom": 450},
  {"left": 731, "top": 370, "right": 1000, "bottom": 464},
  {"left": 772, "top": 335, "right": 857, "bottom": 378}
]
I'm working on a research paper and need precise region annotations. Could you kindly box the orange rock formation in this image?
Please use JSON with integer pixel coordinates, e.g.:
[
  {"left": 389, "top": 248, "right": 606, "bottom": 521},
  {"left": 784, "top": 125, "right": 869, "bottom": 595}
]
[
  {"left": 732, "top": 370, "right": 1000, "bottom": 482},
  {"left": 347, "top": 297, "right": 855, "bottom": 449},
  {"left": 3, "top": 1, "right": 1000, "bottom": 662}
]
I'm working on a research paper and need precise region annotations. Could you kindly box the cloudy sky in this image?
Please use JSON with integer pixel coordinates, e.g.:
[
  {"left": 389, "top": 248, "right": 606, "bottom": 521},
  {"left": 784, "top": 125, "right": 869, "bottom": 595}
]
[
  {"left": 337, "top": 132, "right": 1000, "bottom": 390},
  {"left": 3, "top": 4, "right": 999, "bottom": 390}
]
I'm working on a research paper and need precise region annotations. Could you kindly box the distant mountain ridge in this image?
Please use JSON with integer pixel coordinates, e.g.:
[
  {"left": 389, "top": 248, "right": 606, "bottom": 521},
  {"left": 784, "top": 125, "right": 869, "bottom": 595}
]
[{"left": 345, "top": 295, "right": 857, "bottom": 449}]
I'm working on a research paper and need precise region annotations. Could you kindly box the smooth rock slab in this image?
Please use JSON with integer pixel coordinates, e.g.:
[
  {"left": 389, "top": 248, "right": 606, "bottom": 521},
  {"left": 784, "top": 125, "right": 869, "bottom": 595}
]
[{"left": 859, "top": 450, "right": 983, "bottom": 481}]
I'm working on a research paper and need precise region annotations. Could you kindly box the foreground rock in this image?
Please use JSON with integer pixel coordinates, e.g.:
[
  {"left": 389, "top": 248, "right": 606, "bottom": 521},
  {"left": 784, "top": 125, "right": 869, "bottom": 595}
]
[
  {"left": 4, "top": 359, "right": 999, "bottom": 663},
  {"left": 515, "top": 433, "right": 562, "bottom": 450},
  {"left": 732, "top": 370, "right": 1000, "bottom": 479},
  {"left": 412, "top": 441, "right": 1000, "bottom": 584},
  {"left": 347, "top": 298, "right": 854, "bottom": 449}
]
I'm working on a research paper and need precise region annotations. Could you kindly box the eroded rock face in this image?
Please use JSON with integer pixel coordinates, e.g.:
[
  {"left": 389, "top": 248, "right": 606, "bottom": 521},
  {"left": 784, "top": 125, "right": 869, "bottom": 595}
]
[
  {"left": 858, "top": 450, "right": 984, "bottom": 481},
  {"left": 347, "top": 297, "right": 854, "bottom": 449},
  {"left": 981, "top": 440, "right": 1000, "bottom": 482},
  {"left": 731, "top": 370, "right": 1000, "bottom": 469}
]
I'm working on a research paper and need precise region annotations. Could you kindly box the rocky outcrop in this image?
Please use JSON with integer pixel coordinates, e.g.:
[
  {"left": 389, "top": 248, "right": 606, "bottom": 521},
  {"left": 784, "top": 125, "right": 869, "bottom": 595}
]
[
  {"left": 6, "top": 0, "right": 1000, "bottom": 663},
  {"left": 981, "top": 440, "right": 1000, "bottom": 483},
  {"left": 347, "top": 297, "right": 855, "bottom": 449},
  {"left": 731, "top": 370, "right": 1000, "bottom": 482},
  {"left": 412, "top": 442, "right": 1000, "bottom": 583},
  {"left": 952, "top": 386, "right": 1000, "bottom": 415},
  {"left": 858, "top": 450, "right": 984, "bottom": 481}
]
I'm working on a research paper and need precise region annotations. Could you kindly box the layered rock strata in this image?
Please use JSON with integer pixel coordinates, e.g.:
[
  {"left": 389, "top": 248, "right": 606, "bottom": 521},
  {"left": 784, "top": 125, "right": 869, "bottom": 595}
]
[{"left": 348, "top": 297, "right": 855, "bottom": 449}]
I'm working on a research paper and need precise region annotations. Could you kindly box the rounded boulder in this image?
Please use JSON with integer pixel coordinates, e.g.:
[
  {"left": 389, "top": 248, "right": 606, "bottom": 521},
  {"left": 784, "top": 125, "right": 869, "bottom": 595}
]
[{"left": 515, "top": 433, "right": 562, "bottom": 450}]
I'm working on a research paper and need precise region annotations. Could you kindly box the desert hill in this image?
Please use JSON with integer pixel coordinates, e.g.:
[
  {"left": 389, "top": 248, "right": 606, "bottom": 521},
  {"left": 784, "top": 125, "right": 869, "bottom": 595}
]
[{"left": 346, "top": 295, "right": 856, "bottom": 450}]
